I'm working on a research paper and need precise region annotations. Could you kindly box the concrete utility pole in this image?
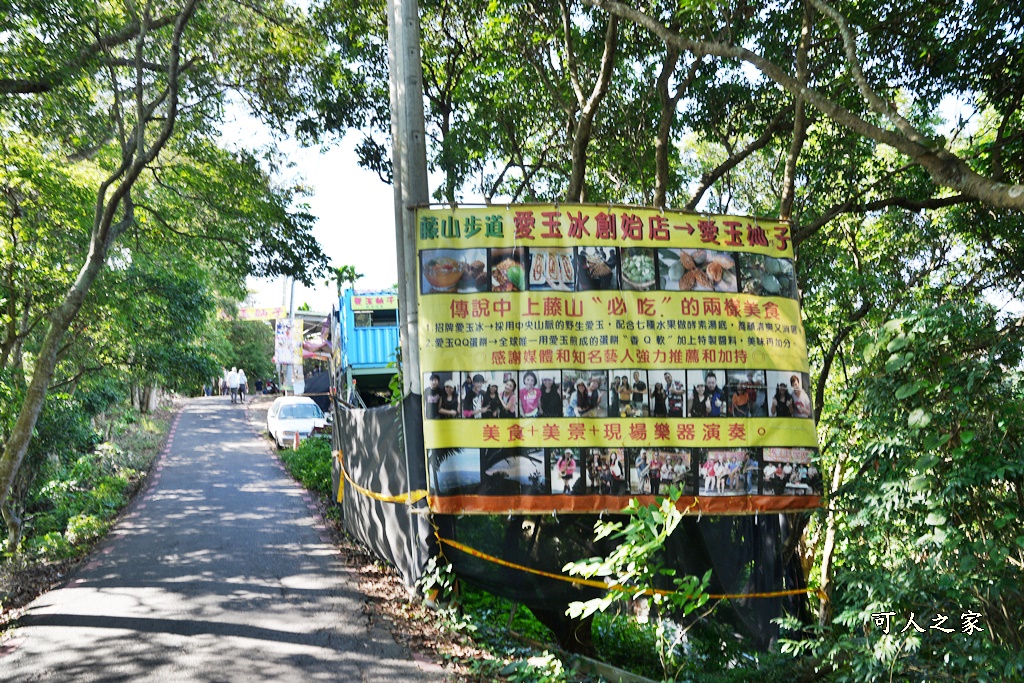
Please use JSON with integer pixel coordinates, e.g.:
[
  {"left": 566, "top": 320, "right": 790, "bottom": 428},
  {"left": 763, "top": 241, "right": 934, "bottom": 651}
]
[
  {"left": 387, "top": 0, "right": 428, "bottom": 396},
  {"left": 388, "top": 0, "right": 432, "bottom": 588}
]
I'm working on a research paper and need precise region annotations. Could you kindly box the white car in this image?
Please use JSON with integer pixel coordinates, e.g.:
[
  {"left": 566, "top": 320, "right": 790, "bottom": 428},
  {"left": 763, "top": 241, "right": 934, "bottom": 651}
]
[{"left": 266, "top": 396, "right": 328, "bottom": 448}]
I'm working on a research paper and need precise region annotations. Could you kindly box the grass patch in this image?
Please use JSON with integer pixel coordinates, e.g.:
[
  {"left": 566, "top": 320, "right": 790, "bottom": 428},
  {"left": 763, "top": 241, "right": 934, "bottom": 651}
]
[{"left": 592, "top": 612, "right": 663, "bottom": 680}]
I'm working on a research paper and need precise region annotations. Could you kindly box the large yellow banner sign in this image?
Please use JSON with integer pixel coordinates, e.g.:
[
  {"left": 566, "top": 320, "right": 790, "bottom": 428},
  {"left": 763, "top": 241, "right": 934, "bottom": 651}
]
[{"left": 417, "top": 204, "right": 820, "bottom": 515}]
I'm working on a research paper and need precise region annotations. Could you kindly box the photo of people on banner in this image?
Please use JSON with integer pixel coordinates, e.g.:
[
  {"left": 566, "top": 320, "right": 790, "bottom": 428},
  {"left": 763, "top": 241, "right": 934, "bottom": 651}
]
[
  {"left": 424, "top": 369, "right": 809, "bottom": 422},
  {"left": 761, "top": 447, "right": 822, "bottom": 496}
]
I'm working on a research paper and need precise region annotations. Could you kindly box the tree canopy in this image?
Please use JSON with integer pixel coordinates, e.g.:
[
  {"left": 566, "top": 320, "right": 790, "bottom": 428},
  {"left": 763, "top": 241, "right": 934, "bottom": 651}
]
[
  {"left": 313, "top": 0, "right": 1023, "bottom": 676},
  {"left": 2, "top": 0, "right": 1021, "bottom": 676},
  {"left": 0, "top": 0, "right": 334, "bottom": 535}
]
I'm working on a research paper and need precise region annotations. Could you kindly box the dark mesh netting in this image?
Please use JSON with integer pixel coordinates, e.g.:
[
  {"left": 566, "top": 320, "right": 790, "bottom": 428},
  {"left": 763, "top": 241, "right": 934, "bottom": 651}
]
[
  {"left": 333, "top": 395, "right": 434, "bottom": 587},
  {"left": 435, "top": 511, "right": 809, "bottom": 649},
  {"left": 334, "top": 391, "right": 808, "bottom": 648}
]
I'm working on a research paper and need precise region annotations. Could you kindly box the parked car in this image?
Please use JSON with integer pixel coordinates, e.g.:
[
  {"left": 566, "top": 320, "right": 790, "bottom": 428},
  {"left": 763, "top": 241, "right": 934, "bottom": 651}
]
[{"left": 266, "top": 396, "right": 328, "bottom": 449}]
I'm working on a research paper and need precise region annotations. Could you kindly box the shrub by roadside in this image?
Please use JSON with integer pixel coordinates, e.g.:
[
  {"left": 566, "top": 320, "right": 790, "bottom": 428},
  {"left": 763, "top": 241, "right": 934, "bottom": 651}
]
[{"left": 277, "top": 437, "right": 333, "bottom": 497}]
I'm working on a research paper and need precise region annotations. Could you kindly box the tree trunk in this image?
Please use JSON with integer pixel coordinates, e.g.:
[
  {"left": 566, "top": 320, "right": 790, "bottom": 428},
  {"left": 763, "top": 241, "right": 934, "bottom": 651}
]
[
  {"left": 565, "top": 16, "right": 618, "bottom": 202},
  {"left": 817, "top": 457, "right": 845, "bottom": 626},
  {"left": 2, "top": 501, "right": 22, "bottom": 553},
  {"left": 779, "top": 2, "right": 813, "bottom": 221},
  {"left": 654, "top": 47, "right": 680, "bottom": 209},
  {"left": 0, "top": 0, "right": 197, "bottom": 512},
  {"left": 0, "top": 256, "right": 107, "bottom": 510}
]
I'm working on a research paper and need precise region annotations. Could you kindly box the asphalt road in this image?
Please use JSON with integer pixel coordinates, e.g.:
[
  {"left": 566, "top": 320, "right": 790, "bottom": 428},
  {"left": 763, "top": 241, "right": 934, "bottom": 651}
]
[{"left": 1, "top": 397, "right": 440, "bottom": 682}]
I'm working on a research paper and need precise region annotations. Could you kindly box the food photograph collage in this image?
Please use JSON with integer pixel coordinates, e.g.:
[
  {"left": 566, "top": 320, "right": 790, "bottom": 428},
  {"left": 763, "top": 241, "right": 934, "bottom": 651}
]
[
  {"left": 427, "top": 446, "right": 822, "bottom": 498},
  {"left": 422, "top": 369, "right": 813, "bottom": 421},
  {"left": 419, "top": 246, "right": 799, "bottom": 298}
]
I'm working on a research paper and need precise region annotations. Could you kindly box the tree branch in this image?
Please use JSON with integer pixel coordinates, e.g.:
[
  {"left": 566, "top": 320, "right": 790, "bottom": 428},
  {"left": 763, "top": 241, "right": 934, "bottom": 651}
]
[
  {"left": 565, "top": 14, "right": 619, "bottom": 201},
  {"left": 685, "top": 107, "right": 791, "bottom": 211},
  {"left": 780, "top": 1, "right": 813, "bottom": 220},
  {"left": 557, "top": 0, "right": 586, "bottom": 106},
  {"left": 583, "top": 0, "right": 1024, "bottom": 211},
  {"left": 807, "top": 0, "right": 930, "bottom": 147},
  {"left": 0, "top": 15, "right": 177, "bottom": 95},
  {"left": 793, "top": 193, "right": 975, "bottom": 245}
]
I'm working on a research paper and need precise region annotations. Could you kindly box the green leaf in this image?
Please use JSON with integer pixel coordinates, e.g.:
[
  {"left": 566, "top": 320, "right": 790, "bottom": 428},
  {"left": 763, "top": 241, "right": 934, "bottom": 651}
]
[
  {"left": 887, "top": 335, "right": 909, "bottom": 352},
  {"left": 922, "top": 432, "right": 951, "bottom": 450},
  {"left": 909, "top": 475, "right": 930, "bottom": 492},
  {"left": 908, "top": 409, "right": 932, "bottom": 429},
  {"left": 925, "top": 512, "right": 946, "bottom": 526},
  {"left": 994, "top": 514, "right": 1015, "bottom": 530},
  {"left": 895, "top": 380, "right": 927, "bottom": 399},
  {"left": 886, "top": 352, "right": 914, "bottom": 373},
  {"left": 960, "top": 430, "right": 975, "bottom": 444}
]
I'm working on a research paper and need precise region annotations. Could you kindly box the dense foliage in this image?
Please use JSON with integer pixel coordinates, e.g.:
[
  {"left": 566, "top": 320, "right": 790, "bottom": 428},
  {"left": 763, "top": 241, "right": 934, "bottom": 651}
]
[
  {"left": 209, "top": 320, "right": 277, "bottom": 387},
  {"left": 1, "top": 0, "right": 332, "bottom": 532},
  {"left": 312, "top": 0, "right": 1024, "bottom": 679},
  {"left": 0, "top": 392, "right": 168, "bottom": 561}
]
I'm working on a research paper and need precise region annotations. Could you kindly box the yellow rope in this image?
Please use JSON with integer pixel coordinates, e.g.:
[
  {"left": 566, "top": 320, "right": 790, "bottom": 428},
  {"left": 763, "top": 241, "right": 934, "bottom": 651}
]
[
  {"left": 336, "top": 451, "right": 428, "bottom": 505},
  {"left": 334, "top": 451, "right": 826, "bottom": 603},
  {"left": 436, "top": 535, "right": 825, "bottom": 602}
]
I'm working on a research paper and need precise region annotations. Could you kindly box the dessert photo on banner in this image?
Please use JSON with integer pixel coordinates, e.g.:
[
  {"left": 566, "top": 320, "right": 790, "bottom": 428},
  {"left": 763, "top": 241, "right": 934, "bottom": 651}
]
[
  {"left": 563, "top": 369, "right": 607, "bottom": 418},
  {"left": 575, "top": 246, "right": 620, "bottom": 290},
  {"left": 726, "top": 369, "right": 768, "bottom": 418},
  {"left": 699, "top": 449, "right": 759, "bottom": 496},
  {"left": 479, "top": 447, "right": 547, "bottom": 496},
  {"left": 585, "top": 448, "right": 629, "bottom": 496},
  {"left": 766, "top": 370, "right": 813, "bottom": 418},
  {"left": 761, "top": 447, "right": 822, "bottom": 496},
  {"left": 686, "top": 369, "right": 727, "bottom": 418},
  {"left": 423, "top": 371, "right": 459, "bottom": 420},
  {"left": 619, "top": 247, "right": 658, "bottom": 291},
  {"left": 527, "top": 247, "right": 576, "bottom": 291},
  {"left": 488, "top": 246, "right": 528, "bottom": 292},
  {"left": 550, "top": 448, "right": 582, "bottom": 495},
  {"left": 658, "top": 248, "right": 739, "bottom": 293},
  {"left": 420, "top": 248, "right": 490, "bottom": 294},
  {"left": 630, "top": 448, "right": 694, "bottom": 496},
  {"left": 429, "top": 447, "right": 482, "bottom": 496}
]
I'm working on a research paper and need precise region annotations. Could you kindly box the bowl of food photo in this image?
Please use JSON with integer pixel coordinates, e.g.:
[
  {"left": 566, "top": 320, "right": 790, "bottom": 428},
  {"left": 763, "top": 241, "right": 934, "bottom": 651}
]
[
  {"left": 621, "top": 253, "right": 656, "bottom": 290},
  {"left": 424, "top": 256, "right": 465, "bottom": 291}
]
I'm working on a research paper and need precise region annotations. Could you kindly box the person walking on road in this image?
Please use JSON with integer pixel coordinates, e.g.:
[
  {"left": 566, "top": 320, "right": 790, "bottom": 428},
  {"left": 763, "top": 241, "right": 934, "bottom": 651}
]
[
  {"left": 238, "top": 368, "right": 248, "bottom": 403},
  {"left": 227, "top": 367, "right": 240, "bottom": 403}
]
